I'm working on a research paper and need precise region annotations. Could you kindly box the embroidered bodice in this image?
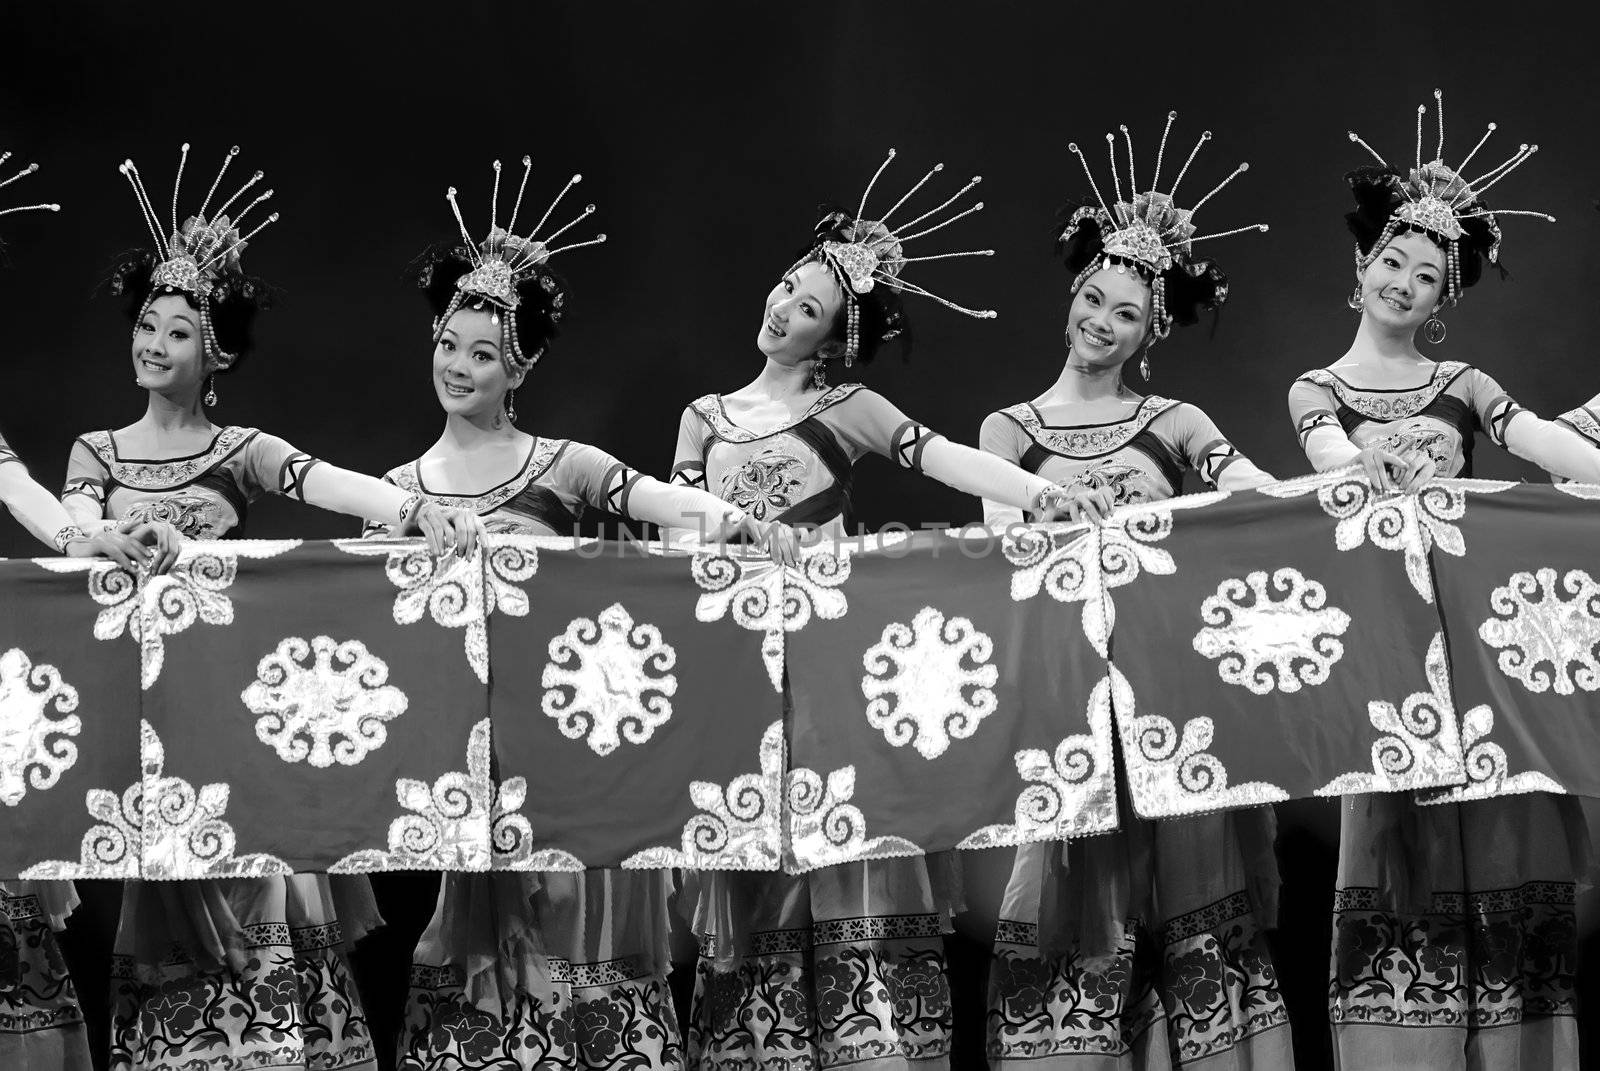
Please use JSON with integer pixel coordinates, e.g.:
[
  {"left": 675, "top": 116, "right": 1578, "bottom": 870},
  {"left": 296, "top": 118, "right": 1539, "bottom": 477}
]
[
  {"left": 980, "top": 395, "right": 1255, "bottom": 511},
  {"left": 62, "top": 426, "right": 320, "bottom": 539},
  {"left": 1288, "top": 361, "right": 1524, "bottom": 478},
  {"left": 672, "top": 384, "right": 940, "bottom": 536},
  {"left": 369, "top": 437, "right": 642, "bottom": 537}
]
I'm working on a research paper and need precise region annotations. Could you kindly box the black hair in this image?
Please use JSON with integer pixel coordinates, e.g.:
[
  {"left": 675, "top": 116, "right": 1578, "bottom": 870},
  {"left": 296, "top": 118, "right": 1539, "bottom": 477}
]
[
  {"left": 795, "top": 206, "right": 912, "bottom": 365},
  {"left": 410, "top": 241, "right": 567, "bottom": 365},
  {"left": 1052, "top": 202, "right": 1229, "bottom": 330},
  {"left": 108, "top": 251, "right": 270, "bottom": 368},
  {"left": 1344, "top": 165, "right": 1498, "bottom": 291}
]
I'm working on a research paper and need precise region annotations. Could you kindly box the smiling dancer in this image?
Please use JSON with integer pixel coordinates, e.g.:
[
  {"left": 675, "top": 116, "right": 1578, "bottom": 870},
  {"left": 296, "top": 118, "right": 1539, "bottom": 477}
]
[
  {"left": 374, "top": 157, "right": 795, "bottom": 1071},
  {"left": 60, "top": 144, "right": 478, "bottom": 1071},
  {"left": 1288, "top": 91, "right": 1595, "bottom": 1069},
  {"left": 672, "top": 150, "right": 1077, "bottom": 1071},
  {"left": 980, "top": 116, "right": 1290, "bottom": 1071}
]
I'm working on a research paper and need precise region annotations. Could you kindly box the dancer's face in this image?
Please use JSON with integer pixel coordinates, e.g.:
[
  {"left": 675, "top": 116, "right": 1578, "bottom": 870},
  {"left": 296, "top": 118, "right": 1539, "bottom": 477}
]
[
  {"left": 433, "top": 306, "right": 523, "bottom": 420},
  {"left": 757, "top": 259, "right": 844, "bottom": 366},
  {"left": 1067, "top": 267, "right": 1152, "bottom": 369},
  {"left": 132, "top": 294, "right": 211, "bottom": 395},
  {"left": 1359, "top": 230, "right": 1444, "bottom": 332}
]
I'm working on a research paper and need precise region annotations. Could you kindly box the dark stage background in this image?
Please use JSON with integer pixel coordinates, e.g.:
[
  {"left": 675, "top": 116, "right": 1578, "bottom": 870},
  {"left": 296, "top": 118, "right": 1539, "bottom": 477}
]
[{"left": 4, "top": 3, "right": 1599, "bottom": 1069}]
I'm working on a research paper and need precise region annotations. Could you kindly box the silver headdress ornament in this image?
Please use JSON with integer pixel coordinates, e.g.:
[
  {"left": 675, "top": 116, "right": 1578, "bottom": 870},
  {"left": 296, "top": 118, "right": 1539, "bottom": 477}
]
[
  {"left": 0, "top": 152, "right": 60, "bottom": 220},
  {"left": 437, "top": 156, "right": 608, "bottom": 371},
  {"left": 120, "top": 144, "right": 278, "bottom": 368},
  {"left": 804, "top": 149, "right": 997, "bottom": 363},
  {"left": 1066, "top": 113, "right": 1268, "bottom": 339},
  {"left": 1347, "top": 88, "right": 1554, "bottom": 305}
]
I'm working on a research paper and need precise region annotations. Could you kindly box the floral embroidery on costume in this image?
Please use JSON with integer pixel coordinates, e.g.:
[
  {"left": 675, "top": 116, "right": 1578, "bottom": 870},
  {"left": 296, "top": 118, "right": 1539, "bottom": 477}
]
[
  {"left": 719, "top": 447, "right": 808, "bottom": 520},
  {"left": 1001, "top": 397, "right": 1180, "bottom": 458}
]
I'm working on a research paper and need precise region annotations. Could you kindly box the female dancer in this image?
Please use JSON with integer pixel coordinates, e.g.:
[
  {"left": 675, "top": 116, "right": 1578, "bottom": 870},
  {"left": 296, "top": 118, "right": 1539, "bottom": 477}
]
[
  {"left": 61, "top": 145, "right": 477, "bottom": 1071},
  {"left": 670, "top": 151, "right": 1075, "bottom": 1071},
  {"left": 980, "top": 118, "right": 1292, "bottom": 1070},
  {"left": 0, "top": 148, "right": 167, "bottom": 1071},
  {"left": 374, "top": 158, "right": 789, "bottom": 1071},
  {"left": 1288, "top": 93, "right": 1594, "bottom": 1068}
]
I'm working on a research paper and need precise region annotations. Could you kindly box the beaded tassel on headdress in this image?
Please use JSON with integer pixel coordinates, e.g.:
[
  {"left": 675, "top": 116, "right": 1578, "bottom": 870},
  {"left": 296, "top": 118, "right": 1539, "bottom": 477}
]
[
  {"left": 1065, "top": 113, "right": 1268, "bottom": 339},
  {"left": 1347, "top": 88, "right": 1554, "bottom": 305},
  {"left": 0, "top": 152, "right": 60, "bottom": 219},
  {"left": 806, "top": 149, "right": 998, "bottom": 362},
  {"left": 436, "top": 156, "right": 607, "bottom": 370},
  {"left": 119, "top": 144, "right": 279, "bottom": 366}
]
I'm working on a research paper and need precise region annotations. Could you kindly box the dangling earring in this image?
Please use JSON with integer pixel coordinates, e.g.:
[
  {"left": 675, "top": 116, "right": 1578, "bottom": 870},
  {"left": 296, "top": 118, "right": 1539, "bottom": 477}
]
[
  {"left": 1423, "top": 315, "right": 1447, "bottom": 344},
  {"left": 506, "top": 390, "right": 518, "bottom": 423},
  {"left": 1139, "top": 352, "right": 1152, "bottom": 381},
  {"left": 810, "top": 357, "right": 829, "bottom": 391},
  {"left": 204, "top": 375, "right": 218, "bottom": 407},
  {"left": 1347, "top": 285, "right": 1363, "bottom": 311}
]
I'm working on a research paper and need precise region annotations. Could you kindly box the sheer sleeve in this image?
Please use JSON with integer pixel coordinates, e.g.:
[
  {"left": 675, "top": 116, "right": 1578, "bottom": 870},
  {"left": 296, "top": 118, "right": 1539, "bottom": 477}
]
[
  {"left": 1288, "top": 376, "right": 1360, "bottom": 471},
  {"left": 238, "top": 430, "right": 324, "bottom": 503},
  {"left": 670, "top": 406, "right": 709, "bottom": 489},
  {"left": 359, "top": 473, "right": 401, "bottom": 538},
  {"left": 61, "top": 438, "right": 114, "bottom": 529},
  {"left": 825, "top": 388, "right": 1056, "bottom": 512},
  {"left": 1456, "top": 368, "right": 1529, "bottom": 450},
  {"left": 1165, "top": 403, "right": 1275, "bottom": 490},
  {"left": 978, "top": 410, "right": 1031, "bottom": 527},
  {"left": 547, "top": 441, "right": 646, "bottom": 519},
  {"left": 0, "top": 436, "right": 86, "bottom": 547}
]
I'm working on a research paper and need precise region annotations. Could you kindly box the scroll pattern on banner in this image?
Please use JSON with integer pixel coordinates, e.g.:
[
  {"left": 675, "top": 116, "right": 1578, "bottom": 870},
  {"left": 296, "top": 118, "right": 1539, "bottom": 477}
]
[{"left": 8, "top": 476, "right": 1600, "bottom": 876}]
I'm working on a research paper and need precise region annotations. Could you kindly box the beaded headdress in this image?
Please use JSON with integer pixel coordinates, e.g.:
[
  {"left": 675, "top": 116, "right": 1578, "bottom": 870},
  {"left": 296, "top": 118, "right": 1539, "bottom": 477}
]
[
  {"left": 434, "top": 157, "right": 607, "bottom": 372},
  {"left": 118, "top": 144, "right": 278, "bottom": 368},
  {"left": 796, "top": 149, "right": 997, "bottom": 363},
  {"left": 1346, "top": 89, "right": 1554, "bottom": 305},
  {"left": 1061, "top": 113, "right": 1267, "bottom": 340},
  {"left": 0, "top": 151, "right": 60, "bottom": 222}
]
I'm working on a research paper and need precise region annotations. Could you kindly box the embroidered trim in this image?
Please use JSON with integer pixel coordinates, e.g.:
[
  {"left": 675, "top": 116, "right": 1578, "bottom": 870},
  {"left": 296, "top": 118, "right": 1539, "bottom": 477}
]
[
  {"left": 999, "top": 396, "right": 1180, "bottom": 459},
  {"left": 813, "top": 914, "right": 945, "bottom": 945},
  {"left": 1558, "top": 405, "right": 1600, "bottom": 448},
  {"left": 78, "top": 426, "right": 257, "bottom": 489},
  {"left": 1160, "top": 891, "right": 1253, "bottom": 945},
  {"left": 388, "top": 437, "right": 568, "bottom": 515},
  {"left": 1296, "top": 362, "right": 1467, "bottom": 423},
  {"left": 690, "top": 384, "right": 863, "bottom": 444}
]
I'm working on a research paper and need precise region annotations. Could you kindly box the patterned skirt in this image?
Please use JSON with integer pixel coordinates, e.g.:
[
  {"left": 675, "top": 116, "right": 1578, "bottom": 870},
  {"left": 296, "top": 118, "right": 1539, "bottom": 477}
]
[
  {"left": 1330, "top": 792, "right": 1585, "bottom": 1070},
  {"left": 398, "top": 869, "right": 682, "bottom": 1071},
  {"left": 0, "top": 880, "right": 92, "bottom": 1070},
  {"left": 987, "top": 808, "right": 1292, "bottom": 1070},
  {"left": 110, "top": 875, "right": 381, "bottom": 1071},
  {"left": 687, "top": 855, "right": 959, "bottom": 1071}
]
